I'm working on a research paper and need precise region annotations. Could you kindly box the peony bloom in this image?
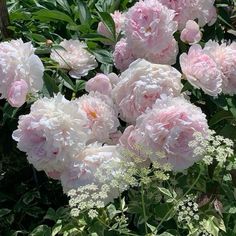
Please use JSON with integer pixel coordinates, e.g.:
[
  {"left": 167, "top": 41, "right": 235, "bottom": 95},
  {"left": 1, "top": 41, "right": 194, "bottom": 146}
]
[
  {"left": 125, "top": 0, "right": 177, "bottom": 55},
  {"left": 204, "top": 41, "right": 236, "bottom": 95},
  {"left": 76, "top": 92, "right": 120, "bottom": 143},
  {"left": 113, "top": 38, "right": 136, "bottom": 71},
  {"left": 60, "top": 143, "right": 128, "bottom": 203},
  {"left": 180, "top": 20, "right": 202, "bottom": 45},
  {"left": 0, "top": 39, "right": 44, "bottom": 106},
  {"left": 145, "top": 39, "right": 179, "bottom": 65},
  {"left": 159, "top": 0, "right": 217, "bottom": 30},
  {"left": 97, "top": 11, "right": 125, "bottom": 41},
  {"left": 7, "top": 80, "right": 28, "bottom": 107},
  {"left": 120, "top": 97, "right": 209, "bottom": 171},
  {"left": 113, "top": 59, "right": 183, "bottom": 124},
  {"left": 50, "top": 39, "right": 97, "bottom": 78},
  {"left": 85, "top": 73, "right": 112, "bottom": 96},
  {"left": 12, "top": 94, "right": 90, "bottom": 175},
  {"left": 180, "top": 44, "right": 222, "bottom": 96}
]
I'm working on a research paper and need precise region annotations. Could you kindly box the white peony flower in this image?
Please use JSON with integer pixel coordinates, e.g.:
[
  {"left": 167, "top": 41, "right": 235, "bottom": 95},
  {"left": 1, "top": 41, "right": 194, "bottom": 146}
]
[
  {"left": 76, "top": 92, "right": 120, "bottom": 143},
  {"left": 113, "top": 59, "right": 183, "bottom": 124},
  {"left": 12, "top": 94, "right": 90, "bottom": 175},
  {"left": 0, "top": 39, "right": 44, "bottom": 106},
  {"left": 50, "top": 39, "right": 97, "bottom": 78}
]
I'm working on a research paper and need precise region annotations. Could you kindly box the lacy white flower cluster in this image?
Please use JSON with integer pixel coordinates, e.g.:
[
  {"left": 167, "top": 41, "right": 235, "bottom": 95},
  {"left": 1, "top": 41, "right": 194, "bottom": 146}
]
[
  {"left": 96, "top": 0, "right": 216, "bottom": 71},
  {"left": 180, "top": 41, "right": 236, "bottom": 96},
  {"left": 189, "top": 130, "right": 234, "bottom": 166},
  {"left": 0, "top": 39, "right": 44, "bottom": 107}
]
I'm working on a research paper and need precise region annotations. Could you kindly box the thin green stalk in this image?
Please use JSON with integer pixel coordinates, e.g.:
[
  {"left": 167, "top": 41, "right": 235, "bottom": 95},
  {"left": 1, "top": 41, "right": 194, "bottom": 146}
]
[
  {"left": 141, "top": 183, "right": 148, "bottom": 235},
  {"left": 156, "top": 168, "right": 202, "bottom": 232}
]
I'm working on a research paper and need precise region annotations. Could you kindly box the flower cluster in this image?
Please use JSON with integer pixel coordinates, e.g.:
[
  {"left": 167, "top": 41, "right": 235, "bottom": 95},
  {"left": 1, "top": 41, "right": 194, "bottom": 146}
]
[
  {"left": 189, "top": 130, "right": 234, "bottom": 166},
  {"left": 176, "top": 195, "right": 199, "bottom": 223},
  {"left": 0, "top": 39, "right": 44, "bottom": 107}
]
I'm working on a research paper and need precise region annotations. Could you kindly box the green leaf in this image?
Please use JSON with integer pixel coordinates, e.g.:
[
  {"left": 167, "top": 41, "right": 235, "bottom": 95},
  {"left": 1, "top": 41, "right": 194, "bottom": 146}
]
[
  {"left": 0, "top": 208, "right": 11, "bottom": 218},
  {"left": 52, "top": 220, "right": 63, "bottom": 236},
  {"left": 59, "top": 71, "right": 76, "bottom": 91},
  {"left": 56, "top": 0, "right": 71, "bottom": 14},
  {"left": 43, "top": 73, "right": 59, "bottom": 97},
  {"left": 158, "top": 187, "right": 173, "bottom": 198},
  {"left": 209, "top": 110, "right": 233, "bottom": 127},
  {"left": 44, "top": 208, "right": 57, "bottom": 222},
  {"left": 34, "top": 10, "right": 74, "bottom": 24},
  {"left": 92, "top": 49, "right": 113, "bottom": 64},
  {"left": 30, "top": 225, "right": 51, "bottom": 236},
  {"left": 77, "top": 0, "right": 91, "bottom": 24},
  {"left": 97, "top": 12, "right": 116, "bottom": 41}
]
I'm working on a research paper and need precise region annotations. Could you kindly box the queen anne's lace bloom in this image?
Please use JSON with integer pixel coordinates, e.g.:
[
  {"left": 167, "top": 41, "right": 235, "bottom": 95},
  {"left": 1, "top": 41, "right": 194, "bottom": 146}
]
[
  {"left": 0, "top": 39, "right": 44, "bottom": 107},
  {"left": 76, "top": 92, "right": 120, "bottom": 143},
  {"left": 125, "top": 0, "right": 177, "bottom": 55},
  {"left": 12, "top": 94, "right": 90, "bottom": 175},
  {"left": 61, "top": 143, "right": 128, "bottom": 203},
  {"left": 159, "top": 0, "right": 217, "bottom": 30},
  {"left": 113, "top": 59, "right": 183, "bottom": 123},
  {"left": 204, "top": 41, "right": 236, "bottom": 95},
  {"left": 180, "top": 44, "right": 222, "bottom": 96},
  {"left": 120, "top": 97, "right": 209, "bottom": 171},
  {"left": 50, "top": 39, "right": 97, "bottom": 78}
]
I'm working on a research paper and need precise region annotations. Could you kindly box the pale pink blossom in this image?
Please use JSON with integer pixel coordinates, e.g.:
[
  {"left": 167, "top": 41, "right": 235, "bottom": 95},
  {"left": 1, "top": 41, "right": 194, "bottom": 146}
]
[
  {"left": 120, "top": 97, "right": 209, "bottom": 171},
  {"left": 125, "top": 0, "right": 177, "bottom": 55},
  {"left": 204, "top": 41, "right": 236, "bottom": 95},
  {"left": 7, "top": 80, "right": 28, "bottom": 107},
  {"left": 60, "top": 143, "right": 128, "bottom": 203},
  {"left": 180, "top": 44, "right": 222, "bottom": 96},
  {"left": 97, "top": 11, "right": 125, "bottom": 40},
  {"left": 12, "top": 94, "right": 90, "bottom": 175},
  {"left": 85, "top": 74, "right": 112, "bottom": 96},
  {"left": 76, "top": 92, "right": 120, "bottom": 143},
  {"left": 180, "top": 20, "right": 202, "bottom": 45},
  {"left": 113, "top": 59, "right": 183, "bottom": 123},
  {"left": 0, "top": 39, "right": 44, "bottom": 105},
  {"left": 145, "top": 39, "right": 179, "bottom": 65},
  {"left": 159, "top": 0, "right": 217, "bottom": 30},
  {"left": 113, "top": 38, "right": 135, "bottom": 71},
  {"left": 50, "top": 39, "right": 97, "bottom": 78}
]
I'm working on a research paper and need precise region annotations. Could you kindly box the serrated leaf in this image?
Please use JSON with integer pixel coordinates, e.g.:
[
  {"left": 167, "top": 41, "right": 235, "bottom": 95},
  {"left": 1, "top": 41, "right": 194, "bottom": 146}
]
[{"left": 158, "top": 187, "right": 172, "bottom": 198}]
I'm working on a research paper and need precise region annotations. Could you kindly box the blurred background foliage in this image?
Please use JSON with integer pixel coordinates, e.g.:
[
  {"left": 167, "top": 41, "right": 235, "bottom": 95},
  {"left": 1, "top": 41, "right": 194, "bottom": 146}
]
[{"left": 0, "top": 0, "right": 235, "bottom": 235}]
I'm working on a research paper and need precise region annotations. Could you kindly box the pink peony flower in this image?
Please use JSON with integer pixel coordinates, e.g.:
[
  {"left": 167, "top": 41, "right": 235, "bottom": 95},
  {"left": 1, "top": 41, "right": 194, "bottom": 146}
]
[
  {"left": 76, "top": 92, "right": 120, "bottom": 143},
  {"left": 12, "top": 94, "right": 90, "bottom": 175},
  {"left": 85, "top": 73, "right": 112, "bottom": 96},
  {"left": 125, "top": 0, "right": 177, "bottom": 55},
  {"left": 120, "top": 97, "right": 209, "bottom": 171},
  {"left": 180, "top": 44, "right": 222, "bottom": 96},
  {"left": 60, "top": 143, "right": 129, "bottom": 203},
  {"left": 204, "top": 41, "right": 236, "bottom": 95},
  {"left": 113, "top": 59, "right": 183, "bottom": 124},
  {"left": 113, "top": 38, "right": 136, "bottom": 71},
  {"left": 180, "top": 20, "right": 202, "bottom": 45},
  {"left": 145, "top": 39, "right": 179, "bottom": 65},
  {"left": 97, "top": 11, "right": 125, "bottom": 41},
  {"left": 0, "top": 39, "right": 44, "bottom": 106},
  {"left": 7, "top": 80, "right": 28, "bottom": 107},
  {"left": 50, "top": 39, "right": 97, "bottom": 78},
  {"left": 159, "top": 0, "right": 217, "bottom": 30}
]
